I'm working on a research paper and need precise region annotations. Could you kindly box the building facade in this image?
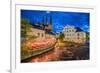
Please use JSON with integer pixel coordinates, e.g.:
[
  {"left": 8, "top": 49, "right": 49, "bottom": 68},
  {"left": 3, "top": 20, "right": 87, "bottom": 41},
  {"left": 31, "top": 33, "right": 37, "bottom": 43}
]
[
  {"left": 62, "top": 25, "right": 86, "bottom": 43},
  {"left": 27, "top": 28, "right": 46, "bottom": 38}
]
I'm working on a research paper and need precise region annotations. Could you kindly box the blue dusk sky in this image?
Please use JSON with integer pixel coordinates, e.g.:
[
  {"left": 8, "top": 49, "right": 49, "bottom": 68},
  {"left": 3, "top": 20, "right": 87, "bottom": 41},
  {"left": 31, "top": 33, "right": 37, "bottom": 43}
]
[{"left": 21, "top": 10, "right": 90, "bottom": 33}]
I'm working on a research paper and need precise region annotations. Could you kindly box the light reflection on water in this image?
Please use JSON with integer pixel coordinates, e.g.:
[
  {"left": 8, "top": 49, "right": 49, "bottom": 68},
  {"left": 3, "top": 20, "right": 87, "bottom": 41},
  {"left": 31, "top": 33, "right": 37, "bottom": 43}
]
[{"left": 29, "top": 43, "right": 89, "bottom": 62}]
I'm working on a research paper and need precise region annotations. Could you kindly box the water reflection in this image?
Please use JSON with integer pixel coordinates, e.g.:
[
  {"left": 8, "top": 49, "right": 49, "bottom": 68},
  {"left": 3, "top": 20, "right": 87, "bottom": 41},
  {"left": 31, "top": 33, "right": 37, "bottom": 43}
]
[{"left": 28, "top": 42, "right": 89, "bottom": 62}]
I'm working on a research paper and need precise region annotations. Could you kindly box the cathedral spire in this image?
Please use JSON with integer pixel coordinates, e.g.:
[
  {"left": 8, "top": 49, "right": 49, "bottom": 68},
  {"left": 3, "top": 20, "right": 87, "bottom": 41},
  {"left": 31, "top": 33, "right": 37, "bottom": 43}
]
[
  {"left": 42, "top": 16, "right": 45, "bottom": 29},
  {"left": 46, "top": 15, "right": 48, "bottom": 25},
  {"left": 42, "top": 16, "right": 45, "bottom": 25},
  {"left": 50, "top": 15, "right": 52, "bottom": 25},
  {"left": 36, "top": 17, "right": 38, "bottom": 25}
]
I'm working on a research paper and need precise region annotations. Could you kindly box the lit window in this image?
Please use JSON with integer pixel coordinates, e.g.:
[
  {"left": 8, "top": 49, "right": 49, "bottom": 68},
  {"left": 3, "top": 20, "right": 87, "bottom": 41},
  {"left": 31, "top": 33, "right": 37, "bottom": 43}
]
[
  {"left": 37, "top": 33, "right": 40, "bottom": 36},
  {"left": 41, "top": 33, "right": 44, "bottom": 37}
]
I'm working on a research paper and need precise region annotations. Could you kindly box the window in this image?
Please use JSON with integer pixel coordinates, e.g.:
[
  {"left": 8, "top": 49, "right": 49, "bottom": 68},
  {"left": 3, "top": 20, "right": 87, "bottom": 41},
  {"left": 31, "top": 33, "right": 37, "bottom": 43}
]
[
  {"left": 72, "top": 30, "right": 74, "bottom": 32},
  {"left": 77, "top": 33, "right": 80, "bottom": 36},
  {"left": 37, "top": 33, "right": 40, "bottom": 36},
  {"left": 69, "top": 29, "right": 72, "bottom": 32},
  {"left": 41, "top": 33, "right": 44, "bottom": 37}
]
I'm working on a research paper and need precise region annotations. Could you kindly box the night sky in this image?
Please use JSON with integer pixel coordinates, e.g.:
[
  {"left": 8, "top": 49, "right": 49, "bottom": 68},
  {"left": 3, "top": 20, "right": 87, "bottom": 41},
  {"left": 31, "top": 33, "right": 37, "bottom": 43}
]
[{"left": 21, "top": 10, "right": 90, "bottom": 33}]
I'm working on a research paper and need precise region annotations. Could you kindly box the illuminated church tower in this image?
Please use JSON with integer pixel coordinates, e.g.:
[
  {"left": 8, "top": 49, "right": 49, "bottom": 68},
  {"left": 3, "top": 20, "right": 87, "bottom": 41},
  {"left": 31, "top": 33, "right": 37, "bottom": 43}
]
[{"left": 45, "top": 15, "right": 52, "bottom": 31}]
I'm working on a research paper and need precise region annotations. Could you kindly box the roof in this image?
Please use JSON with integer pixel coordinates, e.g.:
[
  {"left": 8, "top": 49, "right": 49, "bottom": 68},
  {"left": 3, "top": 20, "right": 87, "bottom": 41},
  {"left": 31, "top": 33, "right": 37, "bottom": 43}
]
[
  {"left": 45, "top": 30, "right": 55, "bottom": 35},
  {"left": 32, "top": 24, "right": 44, "bottom": 30},
  {"left": 75, "top": 27, "right": 83, "bottom": 32},
  {"left": 32, "top": 24, "right": 54, "bottom": 35}
]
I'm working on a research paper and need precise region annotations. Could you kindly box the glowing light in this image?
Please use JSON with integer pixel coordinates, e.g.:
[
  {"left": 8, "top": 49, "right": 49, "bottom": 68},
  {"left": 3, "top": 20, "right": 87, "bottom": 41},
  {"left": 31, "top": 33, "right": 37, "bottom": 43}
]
[{"left": 46, "top": 11, "right": 50, "bottom": 14}]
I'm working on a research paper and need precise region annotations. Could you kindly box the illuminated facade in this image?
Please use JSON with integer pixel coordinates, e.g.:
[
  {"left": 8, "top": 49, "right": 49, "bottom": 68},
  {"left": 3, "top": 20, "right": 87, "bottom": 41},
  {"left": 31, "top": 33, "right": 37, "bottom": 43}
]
[{"left": 63, "top": 25, "right": 86, "bottom": 43}]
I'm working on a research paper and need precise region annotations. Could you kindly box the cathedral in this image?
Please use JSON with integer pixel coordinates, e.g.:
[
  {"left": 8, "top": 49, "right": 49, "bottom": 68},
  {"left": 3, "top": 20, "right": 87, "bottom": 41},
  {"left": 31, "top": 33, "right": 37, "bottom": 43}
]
[{"left": 27, "top": 15, "right": 55, "bottom": 38}]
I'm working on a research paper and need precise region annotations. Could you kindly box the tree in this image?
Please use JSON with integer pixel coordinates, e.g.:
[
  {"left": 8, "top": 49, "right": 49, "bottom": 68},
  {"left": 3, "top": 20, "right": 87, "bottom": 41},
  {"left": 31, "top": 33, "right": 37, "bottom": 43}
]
[
  {"left": 21, "top": 19, "right": 32, "bottom": 38},
  {"left": 86, "top": 32, "right": 89, "bottom": 41},
  {"left": 21, "top": 19, "right": 29, "bottom": 25},
  {"left": 58, "top": 33, "right": 65, "bottom": 41}
]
